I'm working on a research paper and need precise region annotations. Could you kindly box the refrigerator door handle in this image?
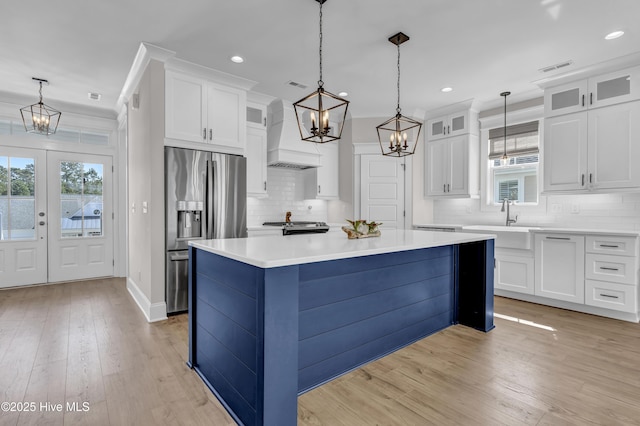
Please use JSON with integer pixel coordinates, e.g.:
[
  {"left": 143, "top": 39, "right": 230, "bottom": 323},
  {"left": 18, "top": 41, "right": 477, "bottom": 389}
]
[{"left": 206, "top": 159, "right": 215, "bottom": 239}]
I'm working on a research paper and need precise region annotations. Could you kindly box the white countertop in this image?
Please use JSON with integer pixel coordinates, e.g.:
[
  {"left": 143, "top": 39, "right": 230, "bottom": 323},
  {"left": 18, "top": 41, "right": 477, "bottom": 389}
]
[
  {"left": 190, "top": 229, "right": 495, "bottom": 268},
  {"left": 529, "top": 227, "right": 640, "bottom": 237}
]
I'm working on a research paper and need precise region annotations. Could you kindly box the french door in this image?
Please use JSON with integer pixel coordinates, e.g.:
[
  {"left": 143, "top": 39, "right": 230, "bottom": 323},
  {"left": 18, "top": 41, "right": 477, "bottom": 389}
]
[{"left": 0, "top": 147, "right": 113, "bottom": 287}]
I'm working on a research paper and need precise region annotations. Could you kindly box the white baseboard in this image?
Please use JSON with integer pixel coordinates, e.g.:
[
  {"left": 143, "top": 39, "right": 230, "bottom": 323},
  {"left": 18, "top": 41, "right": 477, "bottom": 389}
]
[{"left": 126, "top": 277, "right": 168, "bottom": 323}]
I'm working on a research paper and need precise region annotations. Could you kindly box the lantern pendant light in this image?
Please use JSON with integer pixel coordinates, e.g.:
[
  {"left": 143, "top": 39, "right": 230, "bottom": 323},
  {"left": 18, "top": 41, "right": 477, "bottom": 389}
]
[
  {"left": 293, "top": 0, "right": 349, "bottom": 143},
  {"left": 500, "top": 91, "right": 511, "bottom": 166},
  {"left": 20, "top": 77, "right": 62, "bottom": 135},
  {"left": 376, "top": 32, "right": 422, "bottom": 157}
]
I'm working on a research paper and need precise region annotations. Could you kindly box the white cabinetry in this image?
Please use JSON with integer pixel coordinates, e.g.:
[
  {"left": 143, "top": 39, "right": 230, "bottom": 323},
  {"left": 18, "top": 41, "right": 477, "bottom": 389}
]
[
  {"left": 543, "top": 66, "right": 640, "bottom": 194},
  {"left": 165, "top": 70, "right": 246, "bottom": 154},
  {"left": 303, "top": 142, "right": 339, "bottom": 200},
  {"left": 584, "top": 235, "right": 639, "bottom": 313},
  {"left": 246, "top": 101, "right": 268, "bottom": 197},
  {"left": 544, "top": 67, "right": 640, "bottom": 117},
  {"left": 426, "top": 111, "right": 470, "bottom": 140},
  {"left": 495, "top": 249, "right": 535, "bottom": 295},
  {"left": 544, "top": 101, "right": 640, "bottom": 192},
  {"left": 535, "top": 233, "right": 585, "bottom": 303},
  {"left": 425, "top": 108, "right": 479, "bottom": 198}
]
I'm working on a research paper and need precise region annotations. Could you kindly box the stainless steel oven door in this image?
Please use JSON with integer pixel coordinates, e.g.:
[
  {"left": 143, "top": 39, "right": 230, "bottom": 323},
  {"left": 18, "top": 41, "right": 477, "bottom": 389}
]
[{"left": 166, "top": 250, "right": 189, "bottom": 314}]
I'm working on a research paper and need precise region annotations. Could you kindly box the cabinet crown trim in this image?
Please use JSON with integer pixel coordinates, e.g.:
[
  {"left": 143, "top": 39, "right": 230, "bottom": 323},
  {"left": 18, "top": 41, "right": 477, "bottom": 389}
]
[{"left": 165, "top": 58, "right": 257, "bottom": 91}]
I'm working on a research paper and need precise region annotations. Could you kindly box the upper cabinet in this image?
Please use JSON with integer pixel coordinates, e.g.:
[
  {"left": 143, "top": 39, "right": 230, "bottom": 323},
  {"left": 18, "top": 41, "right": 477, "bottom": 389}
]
[
  {"left": 165, "top": 70, "right": 246, "bottom": 155},
  {"left": 246, "top": 101, "right": 268, "bottom": 198},
  {"left": 544, "top": 66, "right": 640, "bottom": 117},
  {"left": 426, "top": 110, "right": 471, "bottom": 140},
  {"left": 543, "top": 65, "right": 640, "bottom": 194},
  {"left": 304, "top": 142, "right": 339, "bottom": 200},
  {"left": 425, "top": 108, "right": 479, "bottom": 198}
]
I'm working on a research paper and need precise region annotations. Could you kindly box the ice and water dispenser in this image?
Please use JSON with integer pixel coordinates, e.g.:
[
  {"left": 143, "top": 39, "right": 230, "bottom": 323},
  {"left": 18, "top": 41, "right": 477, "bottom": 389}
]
[{"left": 176, "top": 201, "right": 203, "bottom": 239}]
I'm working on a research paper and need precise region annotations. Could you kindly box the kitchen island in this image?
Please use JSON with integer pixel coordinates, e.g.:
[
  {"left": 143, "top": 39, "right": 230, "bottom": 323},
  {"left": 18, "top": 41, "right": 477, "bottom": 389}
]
[{"left": 188, "top": 230, "right": 495, "bottom": 426}]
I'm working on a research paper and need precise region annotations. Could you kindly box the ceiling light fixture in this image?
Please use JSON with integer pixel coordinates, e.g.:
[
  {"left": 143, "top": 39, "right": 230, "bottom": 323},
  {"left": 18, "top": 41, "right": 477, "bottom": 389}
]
[
  {"left": 231, "top": 55, "right": 244, "bottom": 63},
  {"left": 605, "top": 30, "right": 624, "bottom": 40},
  {"left": 500, "top": 91, "right": 510, "bottom": 166},
  {"left": 376, "top": 32, "right": 423, "bottom": 157},
  {"left": 293, "top": 0, "right": 349, "bottom": 144},
  {"left": 441, "top": 87, "right": 453, "bottom": 93},
  {"left": 338, "top": 91, "right": 348, "bottom": 97},
  {"left": 20, "top": 77, "right": 61, "bottom": 135}
]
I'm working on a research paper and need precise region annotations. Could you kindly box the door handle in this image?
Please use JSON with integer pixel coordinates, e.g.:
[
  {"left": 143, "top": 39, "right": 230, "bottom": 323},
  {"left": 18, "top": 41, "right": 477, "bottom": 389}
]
[
  {"left": 203, "top": 128, "right": 207, "bottom": 140},
  {"left": 318, "top": 185, "right": 321, "bottom": 194},
  {"left": 582, "top": 94, "right": 585, "bottom": 107},
  {"left": 590, "top": 93, "right": 593, "bottom": 105},
  {"left": 170, "top": 253, "right": 189, "bottom": 261},
  {"left": 447, "top": 184, "right": 450, "bottom": 192},
  {"left": 209, "top": 129, "right": 213, "bottom": 140},
  {"left": 581, "top": 174, "right": 585, "bottom": 186}
]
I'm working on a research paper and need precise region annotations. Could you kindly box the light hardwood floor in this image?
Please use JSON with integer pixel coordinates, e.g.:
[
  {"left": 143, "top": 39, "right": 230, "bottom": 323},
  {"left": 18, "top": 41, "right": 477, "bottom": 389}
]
[{"left": 1, "top": 278, "right": 639, "bottom": 425}]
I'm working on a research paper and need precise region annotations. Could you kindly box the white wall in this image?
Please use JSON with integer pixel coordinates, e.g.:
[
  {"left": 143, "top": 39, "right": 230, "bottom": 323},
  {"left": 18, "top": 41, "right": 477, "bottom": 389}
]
[
  {"left": 433, "top": 193, "right": 640, "bottom": 231},
  {"left": 247, "top": 167, "right": 327, "bottom": 225},
  {"left": 126, "top": 59, "right": 166, "bottom": 321}
]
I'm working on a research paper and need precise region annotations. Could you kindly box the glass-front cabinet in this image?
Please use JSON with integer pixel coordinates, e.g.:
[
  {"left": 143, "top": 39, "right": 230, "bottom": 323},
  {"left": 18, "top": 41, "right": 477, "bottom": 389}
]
[{"left": 544, "top": 66, "right": 640, "bottom": 117}]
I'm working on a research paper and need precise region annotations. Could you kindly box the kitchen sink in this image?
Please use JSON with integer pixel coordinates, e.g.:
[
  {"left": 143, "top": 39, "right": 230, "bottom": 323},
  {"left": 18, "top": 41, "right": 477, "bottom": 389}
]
[{"left": 461, "top": 225, "right": 541, "bottom": 250}]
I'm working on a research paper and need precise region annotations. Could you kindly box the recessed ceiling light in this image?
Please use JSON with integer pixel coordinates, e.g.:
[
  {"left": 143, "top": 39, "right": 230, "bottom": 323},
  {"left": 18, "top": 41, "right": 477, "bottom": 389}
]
[
  {"left": 230, "top": 55, "right": 244, "bottom": 63},
  {"left": 441, "top": 87, "right": 453, "bottom": 93},
  {"left": 605, "top": 30, "right": 624, "bottom": 40},
  {"left": 338, "top": 91, "right": 348, "bottom": 97}
]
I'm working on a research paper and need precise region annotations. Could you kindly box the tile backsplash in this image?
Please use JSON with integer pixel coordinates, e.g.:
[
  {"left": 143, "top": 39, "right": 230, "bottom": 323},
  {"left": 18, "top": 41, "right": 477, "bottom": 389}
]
[
  {"left": 247, "top": 167, "right": 327, "bottom": 226},
  {"left": 433, "top": 193, "right": 640, "bottom": 231}
]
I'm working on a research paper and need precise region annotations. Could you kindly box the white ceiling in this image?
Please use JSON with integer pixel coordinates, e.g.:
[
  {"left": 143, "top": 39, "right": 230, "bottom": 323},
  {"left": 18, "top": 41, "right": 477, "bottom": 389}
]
[{"left": 1, "top": 0, "right": 639, "bottom": 119}]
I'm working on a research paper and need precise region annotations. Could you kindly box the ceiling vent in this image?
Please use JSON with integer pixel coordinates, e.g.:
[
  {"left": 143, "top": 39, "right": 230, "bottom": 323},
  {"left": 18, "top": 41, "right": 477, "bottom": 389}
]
[
  {"left": 286, "top": 80, "right": 308, "bottom": 90},
  {"left": 539, "top": 60, "right": 574, "bottom": 73},
  {"left": 88, "top": 92, "right": 102, "bottom": 101}
]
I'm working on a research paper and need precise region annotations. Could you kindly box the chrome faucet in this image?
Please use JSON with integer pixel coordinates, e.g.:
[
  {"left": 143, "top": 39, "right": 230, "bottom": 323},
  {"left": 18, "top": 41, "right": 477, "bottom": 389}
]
[{"left": 501, "top": 198, "right": 518, "bottom": 226}]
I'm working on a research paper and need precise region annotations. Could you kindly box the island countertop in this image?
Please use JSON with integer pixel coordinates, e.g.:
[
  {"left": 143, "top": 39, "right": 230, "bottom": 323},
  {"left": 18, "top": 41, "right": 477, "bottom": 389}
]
[{"left": 189, "top": 229, "right": 495, "bottom": 268}]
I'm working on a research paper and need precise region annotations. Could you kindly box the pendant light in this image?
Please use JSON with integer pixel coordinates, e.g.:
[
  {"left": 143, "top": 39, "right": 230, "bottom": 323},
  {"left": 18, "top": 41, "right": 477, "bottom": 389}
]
[
  {"left": 376, "top": 32, "right": 422, "bottom": 157},
  {"left": 293, "top": 0, "right": 349, "bottom": 144},
  {"left": 20, "top": 77, "right": 62, "bottom": 135},
  {"left": 500, "top": 91, "right": 510, "bottom": 166}
]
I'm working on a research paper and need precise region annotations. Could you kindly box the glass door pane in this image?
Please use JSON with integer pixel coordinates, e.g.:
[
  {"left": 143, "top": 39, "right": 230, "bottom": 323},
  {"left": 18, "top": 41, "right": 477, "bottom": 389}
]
[
  {"left": 59, "top": 161, "right": 103, "bottom": 238},
  {"left": 0, "top": 156, "right": 36, "bottom": 240}
]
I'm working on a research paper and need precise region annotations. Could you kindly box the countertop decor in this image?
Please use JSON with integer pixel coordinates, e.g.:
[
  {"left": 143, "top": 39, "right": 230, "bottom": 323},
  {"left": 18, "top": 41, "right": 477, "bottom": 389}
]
[{"left": 342, "top": 219, "right": 382, "bottom": 239}]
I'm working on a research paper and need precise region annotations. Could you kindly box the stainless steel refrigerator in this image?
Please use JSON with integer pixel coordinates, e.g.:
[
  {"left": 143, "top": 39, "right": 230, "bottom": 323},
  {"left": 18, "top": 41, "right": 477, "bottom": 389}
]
[{"left": 165, "top": 147, "right": 247, "bottom": 314}]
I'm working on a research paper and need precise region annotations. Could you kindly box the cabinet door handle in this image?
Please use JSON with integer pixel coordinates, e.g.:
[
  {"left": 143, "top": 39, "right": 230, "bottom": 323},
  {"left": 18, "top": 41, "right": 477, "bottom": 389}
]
[
  {"left": 590, "top": 92, "right": 593, "bottom": 105},
  {"left": 203, "top": 128, "right": 207, "bottom": 140},
  {"left": 209, "top": 129, "right": 213, "bottom": 140},
  {"left": 589, "top": 173, "right": 592, "bottom": 183},
  {"left": 600, "top": 293, "right": 619, "bottom": 299},
  {"left": 447, "top": 125, "right": 450, "bottom": 134},
  {"left": 443, "top": 184, "right": 446, "bottom": 192},
  {"left": 447, "top": 183, "right": 450, "bottom": 192},
  {"left": 599, "top": 266, "right": 620, "bottom": 271},
  {"left": 263, "top": 117, "right": 267, "bottom": 126},
  {"left": 582, "top": 94, "right": 585, "bottom": 107},
  {"left": 599, "top": 244, "right": 619, "bottom": 248},
  {"left": 546, "top": 236, "right": 571, "bottom": 240},
  {"left": 264, "top": 181, "right": 267, "bottom": 191},
  {"left": 581, "top": 174, "right": 585, "bottom": 186},
  {"left": 318, "top": 185, "right": 321, "bottom": 194}
]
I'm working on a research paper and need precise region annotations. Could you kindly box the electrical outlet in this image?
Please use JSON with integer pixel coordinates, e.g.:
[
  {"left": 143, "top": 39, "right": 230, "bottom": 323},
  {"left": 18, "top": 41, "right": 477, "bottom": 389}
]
[
  {"left": 551, "top": 203, "right": 562, "bottom": 213},
  {"left": 570, "top": 203, "right": 580, "bottom": 214}
]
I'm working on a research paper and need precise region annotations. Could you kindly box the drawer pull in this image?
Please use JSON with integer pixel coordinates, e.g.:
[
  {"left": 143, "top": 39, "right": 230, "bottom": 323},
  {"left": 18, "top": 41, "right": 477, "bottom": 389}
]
[
  {"left": 599, "top": 266, "right": 619, "bottom": 271},
  {"left": 546, "top": 236, "right": 571, "bottom": 240},
  {"left": 599, "top": 244, "right": 620, "bottom": 248},
  {"left": 599, "top": 294, "right": 619, "bottom": 299}
]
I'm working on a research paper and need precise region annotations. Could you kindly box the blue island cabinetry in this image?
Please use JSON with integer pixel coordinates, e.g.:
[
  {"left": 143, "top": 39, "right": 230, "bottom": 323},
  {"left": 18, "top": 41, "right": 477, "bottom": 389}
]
[{"left": 188, "top": 231, "right": 494, "bottom": 426}]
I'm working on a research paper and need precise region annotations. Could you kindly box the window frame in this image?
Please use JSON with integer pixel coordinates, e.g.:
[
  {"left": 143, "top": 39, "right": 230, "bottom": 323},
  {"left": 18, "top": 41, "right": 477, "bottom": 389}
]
[{"left": 479, "top": 102, "right": 547, "bottom": 214}]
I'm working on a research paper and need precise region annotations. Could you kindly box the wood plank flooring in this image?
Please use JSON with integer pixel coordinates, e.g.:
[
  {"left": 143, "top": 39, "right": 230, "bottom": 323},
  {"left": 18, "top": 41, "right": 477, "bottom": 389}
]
[{"left": 1, "top": 278, "right": 639, "bottom": 425}]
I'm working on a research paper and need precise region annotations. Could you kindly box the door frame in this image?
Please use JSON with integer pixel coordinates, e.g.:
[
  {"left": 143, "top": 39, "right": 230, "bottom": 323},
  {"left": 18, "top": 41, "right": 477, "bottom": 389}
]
[{"left": 353, "top": 143, "right": 413, "bottom": 229}]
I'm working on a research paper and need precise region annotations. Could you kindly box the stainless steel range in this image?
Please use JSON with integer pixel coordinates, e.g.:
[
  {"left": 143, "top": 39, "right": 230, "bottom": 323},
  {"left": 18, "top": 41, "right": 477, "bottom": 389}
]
[{"left": 263, "top": 221, "right": 330, "bottom": 235}]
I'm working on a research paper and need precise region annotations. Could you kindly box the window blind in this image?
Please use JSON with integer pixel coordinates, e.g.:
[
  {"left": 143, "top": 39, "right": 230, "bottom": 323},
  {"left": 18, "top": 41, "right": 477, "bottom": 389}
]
[{"left": 489, "top": 120, "right": 539, "bottom": 160}]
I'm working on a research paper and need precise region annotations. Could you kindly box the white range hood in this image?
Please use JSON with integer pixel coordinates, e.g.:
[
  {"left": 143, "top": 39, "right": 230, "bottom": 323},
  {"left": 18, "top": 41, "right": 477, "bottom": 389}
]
[{"left": 267, "top": 99, "right": 320, "bottom": 169}]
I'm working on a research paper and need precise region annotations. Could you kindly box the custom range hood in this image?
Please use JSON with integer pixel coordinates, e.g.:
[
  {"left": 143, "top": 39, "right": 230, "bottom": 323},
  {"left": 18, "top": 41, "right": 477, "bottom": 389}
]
[{"left": 267, "top": 99, "right": 321, "bottom": 169}]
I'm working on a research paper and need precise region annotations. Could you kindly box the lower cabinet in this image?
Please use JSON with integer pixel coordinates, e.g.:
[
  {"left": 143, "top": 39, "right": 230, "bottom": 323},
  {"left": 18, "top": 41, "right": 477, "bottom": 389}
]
[
  {"left": 534, "top": 233, "right": 585, "bottom": 304},
  {"left": 494, "top": 250, "right": 534, "bottom": 295}
]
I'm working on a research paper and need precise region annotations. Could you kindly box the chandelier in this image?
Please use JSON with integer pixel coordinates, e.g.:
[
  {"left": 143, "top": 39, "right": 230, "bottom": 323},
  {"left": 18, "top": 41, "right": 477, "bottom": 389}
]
[
  {"left": 20, "top": 78, "right": 61, "bottom": 135},
  {"left": 376, "top": 32, "right": 422, "bottom": 157},
  {"left": 293, "top": 0, "right": 349, "bottom": 143}
]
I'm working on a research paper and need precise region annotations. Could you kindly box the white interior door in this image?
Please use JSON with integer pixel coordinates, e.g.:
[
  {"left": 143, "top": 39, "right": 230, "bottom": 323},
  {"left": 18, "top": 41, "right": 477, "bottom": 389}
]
[
  {"left": 360, "top": 155, "right": 405, "bottom": 229},
  {"left": 47, "top": 152, "right": 113, "bottom": 282},
  {"left": 0, "top": 147, "right": 47, "bottom": 287}
]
